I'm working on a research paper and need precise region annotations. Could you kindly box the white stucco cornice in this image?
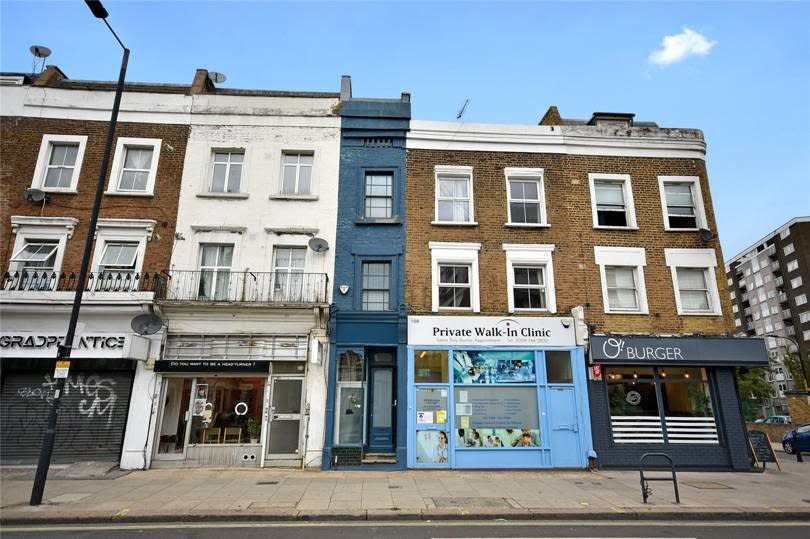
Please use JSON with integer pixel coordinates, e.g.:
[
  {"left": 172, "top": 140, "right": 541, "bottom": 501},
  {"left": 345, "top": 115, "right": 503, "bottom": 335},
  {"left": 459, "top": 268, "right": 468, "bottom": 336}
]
[
  {"left": 407, "top": 120, "right": 707, "bottom": 160},
  {"left": 95, "top": 218, "right": 158, "bottom": 240},
  {"left": 10, "top": 216, "right": 79, "bottom": 238}
]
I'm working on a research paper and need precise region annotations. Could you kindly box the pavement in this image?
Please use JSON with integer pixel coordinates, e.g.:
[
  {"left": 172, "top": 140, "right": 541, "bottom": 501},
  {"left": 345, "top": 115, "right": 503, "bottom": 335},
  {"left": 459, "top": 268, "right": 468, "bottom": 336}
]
[{"left": 1, "top": 454, "right": 809, "bottom": 525}]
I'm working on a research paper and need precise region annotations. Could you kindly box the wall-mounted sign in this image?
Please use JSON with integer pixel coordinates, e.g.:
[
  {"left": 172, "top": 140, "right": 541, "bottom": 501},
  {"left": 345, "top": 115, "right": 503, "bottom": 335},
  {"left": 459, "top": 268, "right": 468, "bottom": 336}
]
[
  {"left": 590, "top": 335, "right": 768, "bottom": 367},
  {"left": 408, "top": 316, "right": 575, "bottom": 347},
  {"left": 0, "top": 332, "right": 149, "bottom": 361},
  {"left": 589, "top": 363, "right": 602, "bottom": 381},
  {"left": 154, "top": 360, "right": 271, "bottom": 373},
  {"left": 53, "top": 360, "right": 71, "bottom": 379}
]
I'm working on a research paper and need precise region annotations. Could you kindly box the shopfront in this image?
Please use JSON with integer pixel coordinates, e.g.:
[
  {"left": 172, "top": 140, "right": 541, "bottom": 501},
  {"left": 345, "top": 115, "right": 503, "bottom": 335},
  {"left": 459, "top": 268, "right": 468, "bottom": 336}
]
[
  {"left": 588, "top": 335, "right": 768, "bottom": 470},
  {"left": 151, "top": 334, "right": 311, "bottom": 468},
  {"left": 0, "top": 331, "right": 150, "bottom": 464},
  {"left": 406, "top": 316, "right": 593, "bottom": 469}
]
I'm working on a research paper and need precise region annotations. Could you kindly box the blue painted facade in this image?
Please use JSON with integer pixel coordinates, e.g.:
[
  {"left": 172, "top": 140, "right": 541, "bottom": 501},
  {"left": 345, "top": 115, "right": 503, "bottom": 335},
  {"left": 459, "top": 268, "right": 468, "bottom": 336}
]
[{"left": 322, "top": 77, "right": 410, "bottom": 469}]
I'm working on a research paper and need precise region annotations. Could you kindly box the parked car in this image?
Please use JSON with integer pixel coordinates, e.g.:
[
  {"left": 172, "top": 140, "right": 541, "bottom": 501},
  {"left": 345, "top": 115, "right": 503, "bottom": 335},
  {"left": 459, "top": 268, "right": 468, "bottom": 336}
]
[
  {"left": 782, "top": 424, "right": 810, "bottom": 454},
  {"left": 755, "top": 415, "right": 792, "bottom": 424}
]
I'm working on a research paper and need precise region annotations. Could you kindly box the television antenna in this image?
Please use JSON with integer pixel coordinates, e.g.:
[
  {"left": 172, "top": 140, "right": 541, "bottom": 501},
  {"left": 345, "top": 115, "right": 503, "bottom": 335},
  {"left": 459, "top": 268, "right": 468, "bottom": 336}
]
[{"left": 456, "top": 98, "right": 470, "bottom": 120}]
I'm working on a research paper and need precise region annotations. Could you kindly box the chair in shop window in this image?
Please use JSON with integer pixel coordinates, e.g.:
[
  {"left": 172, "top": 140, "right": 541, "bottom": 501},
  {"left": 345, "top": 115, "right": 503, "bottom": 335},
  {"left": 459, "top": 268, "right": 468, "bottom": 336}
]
[
  {"left": 223, "top": 427, "right": 242, "bottom": 444},
  {"left": 201, "top": 428, "right": 221, "bottom": 444}
]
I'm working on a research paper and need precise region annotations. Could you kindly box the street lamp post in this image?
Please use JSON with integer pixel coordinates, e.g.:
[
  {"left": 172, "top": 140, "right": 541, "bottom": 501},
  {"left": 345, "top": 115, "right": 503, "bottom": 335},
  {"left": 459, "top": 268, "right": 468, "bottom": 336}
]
[{"left": 29, "top": 0, "right": 129, "bottom": 506}]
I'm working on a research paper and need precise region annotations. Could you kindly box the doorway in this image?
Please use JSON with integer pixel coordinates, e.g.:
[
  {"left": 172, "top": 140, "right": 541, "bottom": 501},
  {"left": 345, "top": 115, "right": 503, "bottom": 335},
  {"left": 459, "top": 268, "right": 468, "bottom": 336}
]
[
  {"left": 367, "top": 349, "right": 396, "bottom": 454},
  {"left": 265, "top": 376, "right": 304, "bottom": 464}
]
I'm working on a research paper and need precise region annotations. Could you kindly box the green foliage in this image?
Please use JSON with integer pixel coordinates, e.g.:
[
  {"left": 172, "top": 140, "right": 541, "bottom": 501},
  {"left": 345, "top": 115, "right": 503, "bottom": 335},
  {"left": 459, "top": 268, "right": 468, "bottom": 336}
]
[
  {"left": 784, "top": 352, "right": 809, "bottom": 390},
  {"left": 736, "top": 367, "right": 773, "bottom": 402}
]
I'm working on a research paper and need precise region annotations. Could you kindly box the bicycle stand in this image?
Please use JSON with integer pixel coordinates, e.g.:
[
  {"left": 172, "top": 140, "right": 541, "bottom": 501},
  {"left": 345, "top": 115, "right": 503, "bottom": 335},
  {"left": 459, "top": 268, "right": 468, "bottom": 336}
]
[{"left": 639, "top": 452, "right": 680, "bottom": 504}]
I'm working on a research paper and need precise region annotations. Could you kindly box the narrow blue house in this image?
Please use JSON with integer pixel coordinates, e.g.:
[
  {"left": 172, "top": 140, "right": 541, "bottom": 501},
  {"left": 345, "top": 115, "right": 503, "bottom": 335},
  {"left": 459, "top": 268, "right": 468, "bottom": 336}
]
[{"left": 322, "top": 77, "right": 411, "bottom": 469}]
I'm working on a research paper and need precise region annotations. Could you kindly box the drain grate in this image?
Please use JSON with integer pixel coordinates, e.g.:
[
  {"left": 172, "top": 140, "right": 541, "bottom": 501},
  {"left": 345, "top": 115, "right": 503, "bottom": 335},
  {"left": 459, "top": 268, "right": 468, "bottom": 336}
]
[
  {"left": 431, "top": 497, "right": 513, "bottom": 508},
  {"left": 256, "top": 481, "right": 279, "bottom": 485},
  {"left": 684, "top": 481, "right": 733, "bottom": 490}
]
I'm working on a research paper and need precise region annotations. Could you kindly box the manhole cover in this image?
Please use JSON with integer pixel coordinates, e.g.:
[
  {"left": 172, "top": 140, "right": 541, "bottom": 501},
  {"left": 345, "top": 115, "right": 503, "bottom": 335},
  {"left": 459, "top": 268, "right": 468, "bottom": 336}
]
[
  {"left": 684, "top": 481, "right": 733, "bottom": 490},
  {"left": 256, "top": 481, "right": 279, "bottom": 485},
  {"left": 431, "top": 497, "right": 513, "bottom": 508}
]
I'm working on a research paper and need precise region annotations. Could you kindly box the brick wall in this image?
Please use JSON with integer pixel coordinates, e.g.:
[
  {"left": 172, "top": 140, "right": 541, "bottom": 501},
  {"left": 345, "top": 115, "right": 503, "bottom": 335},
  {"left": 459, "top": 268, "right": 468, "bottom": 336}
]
[
  {"left": 0, "top": 117, "right": 189, "bottom": 274},
  {"left": 405, "top": 149, "right": 736, "bottom": 336}
]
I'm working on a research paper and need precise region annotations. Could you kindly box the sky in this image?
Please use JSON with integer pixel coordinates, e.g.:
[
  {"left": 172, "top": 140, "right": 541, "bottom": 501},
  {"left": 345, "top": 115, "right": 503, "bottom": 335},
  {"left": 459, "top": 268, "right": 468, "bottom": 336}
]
[{"left": 2, "top": 1, "right": 808, "bottom": 259}]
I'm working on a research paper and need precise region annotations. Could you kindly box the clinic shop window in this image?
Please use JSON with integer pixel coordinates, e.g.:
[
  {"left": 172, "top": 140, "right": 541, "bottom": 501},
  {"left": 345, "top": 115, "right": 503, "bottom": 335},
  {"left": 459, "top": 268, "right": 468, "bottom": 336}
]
[{"left": 606, "top": 366, "right": 717, "bottom": 444}]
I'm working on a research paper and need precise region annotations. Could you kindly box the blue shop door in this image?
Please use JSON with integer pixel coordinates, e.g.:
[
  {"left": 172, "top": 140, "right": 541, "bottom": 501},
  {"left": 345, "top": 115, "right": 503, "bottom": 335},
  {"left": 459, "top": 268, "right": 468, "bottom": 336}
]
[
  {"left": 548, "top": 386, "right": 581, "bottom": 467},
  {"left": 368, "top": 367, "right": 395, "bottom": 452}
]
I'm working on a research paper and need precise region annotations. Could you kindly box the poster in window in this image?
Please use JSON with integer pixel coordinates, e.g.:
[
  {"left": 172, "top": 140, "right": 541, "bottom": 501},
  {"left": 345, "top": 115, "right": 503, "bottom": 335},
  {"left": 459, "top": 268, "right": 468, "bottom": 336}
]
[
  {"left": 416, "top": 430, "right": 449, "bottom": 463},
  {"left": 193, "top": 384, "right": 208, "bottom": 416},
  {"left": 453, "top": 386, "right": 541, "bottom": 448},
  {"left": 453, "top": 351, "right": 535, "bottom": 384}
]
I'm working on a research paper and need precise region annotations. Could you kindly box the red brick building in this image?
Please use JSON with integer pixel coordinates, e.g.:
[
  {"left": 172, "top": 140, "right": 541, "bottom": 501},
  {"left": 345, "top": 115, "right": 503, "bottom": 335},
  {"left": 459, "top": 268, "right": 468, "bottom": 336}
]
[
  {"left": 0, "top": 67, "right": 192, "bottom": 468},
  {"left": 404, "top": 110, "right": 766, "bottom": 470}
]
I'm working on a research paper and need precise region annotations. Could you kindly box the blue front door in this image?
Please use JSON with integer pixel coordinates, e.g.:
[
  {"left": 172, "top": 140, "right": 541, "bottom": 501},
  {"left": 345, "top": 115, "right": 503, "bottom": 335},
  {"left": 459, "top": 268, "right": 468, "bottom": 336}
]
[
  {"left": 368, "top": 367, "right": 395, "bottom": 452},
  {"left": 548, "top": 386, "right": 581, "bottom": 467}
]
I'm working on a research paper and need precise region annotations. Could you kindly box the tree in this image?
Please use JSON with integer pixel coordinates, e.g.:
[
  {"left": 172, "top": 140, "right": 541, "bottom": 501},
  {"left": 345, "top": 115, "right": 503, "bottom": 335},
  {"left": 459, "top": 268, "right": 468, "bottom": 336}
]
[
  {"left": 784, "top": 351, "right": 809, "bottom": 390},
  {"left": 737, "top": 367, "right": 773, "bottom": 402}
]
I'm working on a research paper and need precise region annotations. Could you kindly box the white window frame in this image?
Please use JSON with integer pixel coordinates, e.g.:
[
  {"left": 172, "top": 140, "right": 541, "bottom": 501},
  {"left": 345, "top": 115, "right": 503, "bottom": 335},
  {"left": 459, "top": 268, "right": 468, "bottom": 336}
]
[
  {"left": 433, "top": 165, "right": 476, "bottom": 225},
  {"left": 279, "top": 151, "right": 315, "bottom": 196},
  {"left": 107, "top": 137, "right": 161, "bottom": 196},
  {"left": 797, "top": 294, "right": 808, "bottom": 307},
  {"left": 588, "top": 173, "right": 638, "bottom": 229},
  {"left": 786, "top": 260, "right": 799, "bottom": 272},
  {"left": 784, "top": 243, "right": 795, "bottom": 256},
  {"left": 594, "top": 246, "right": 649, "bottom": 314},
  {"left": 90, "top": 219, "right": 155, "bottom": 277},
  {"left": 429, "top": 242, "right": 480, "bottom": 312},
  {"left": 503, "top": 244, "right": 556, "bottom": 313},
  {"left": 665, "top": 248, "right": 722, "bottom": 316},
  {"left": 30, "top": 134, "right": 88, "bottom": 193},
  {"left": 504, "top": 168, "right": 548, "bottom": 227},
  {"left": 791, "top": 276, "right": 803, "bottom": 289},
  {"left": 207, "top": 148, "right": 245, "bottom": 194},
  {"left": 7, "top": 216, "right": 77, "bottom": 277},
  {"left": 658, "top": 176, "right": 707, "bottom": 231}
]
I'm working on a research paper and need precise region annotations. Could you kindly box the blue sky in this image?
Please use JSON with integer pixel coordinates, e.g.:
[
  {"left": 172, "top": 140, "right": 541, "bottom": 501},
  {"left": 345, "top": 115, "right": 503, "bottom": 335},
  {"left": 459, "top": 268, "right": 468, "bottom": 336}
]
[{"left": 2, "top": 1, "right": 808, "bottom": 258}]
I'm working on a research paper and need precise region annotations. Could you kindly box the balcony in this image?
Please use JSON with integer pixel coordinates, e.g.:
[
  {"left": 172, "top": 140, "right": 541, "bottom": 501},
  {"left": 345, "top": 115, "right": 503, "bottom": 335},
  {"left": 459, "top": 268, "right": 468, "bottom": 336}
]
[
  {"left": 2, "top": 270, "right": 158, "bottom": 293},
  {"left": 155, "top": 270, "right": 328, "bottom": 305}
]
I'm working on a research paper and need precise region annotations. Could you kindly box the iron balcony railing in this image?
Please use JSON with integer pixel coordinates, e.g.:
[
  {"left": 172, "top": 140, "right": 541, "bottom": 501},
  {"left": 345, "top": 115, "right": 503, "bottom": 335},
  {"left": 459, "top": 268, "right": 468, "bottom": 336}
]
[
  {"left": 154, "top": 270, "right": 329, "bottom": 304},
  {"left": 2, "top": 270, "right": 159, "bottom": 293}
]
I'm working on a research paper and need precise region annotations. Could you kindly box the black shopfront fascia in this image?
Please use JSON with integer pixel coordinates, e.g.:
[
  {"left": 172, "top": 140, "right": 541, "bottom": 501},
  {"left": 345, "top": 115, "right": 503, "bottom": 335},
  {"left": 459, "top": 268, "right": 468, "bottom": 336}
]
[
  {"left": 590, "top": 335, "right": 768, "bottom": 367},
  {"left": 154, "top": 360, "right": 271, "bottom": 373}
]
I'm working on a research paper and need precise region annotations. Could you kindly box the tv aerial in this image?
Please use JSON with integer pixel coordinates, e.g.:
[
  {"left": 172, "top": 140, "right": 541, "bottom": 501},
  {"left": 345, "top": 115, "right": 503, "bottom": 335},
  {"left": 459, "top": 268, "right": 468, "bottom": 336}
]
[
  {"left": 208, "top": 71, "right": 227, "bottom": 85},
  {"left": 131, "top": 313, "right": 164, "bottom": 336},
  {"left": 308, "top": 237, "right": 330, "bottom": 253},
  {"left": 456, "top": 98, "right": 470, "bottom": 120},
  {"left": 29, "top": 45, "right": 51, "bottom": 75}
]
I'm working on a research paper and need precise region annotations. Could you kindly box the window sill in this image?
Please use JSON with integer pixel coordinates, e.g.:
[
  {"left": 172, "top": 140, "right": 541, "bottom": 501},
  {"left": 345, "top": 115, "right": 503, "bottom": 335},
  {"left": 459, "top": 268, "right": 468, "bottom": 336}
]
[
  {"left": 431, "top": 221, "right": 479, "bottom": 227},
  {"left": 677, "top": 311, "right": 722, "bottom": 317},
  {"left": 605, "top": 310, "right": 649, "bottom": 315},
  {"left": 355, "top": 216, "right": 402, "bottom": 225},
  {"left": 105, "top": 191, "right": 154, "bottom": 197},
  {"left": 435, "top": 307, "right": 475, "bottom": 312},
  {"left": 512, "top": 308, "right": 556, "bottom": 314},
  {"left": 269, "top": 194, "right": 318, "bottom": 201},
  {"left": 593, "top": 225, "right": 639, "bottom": 231},
  {"left": 504, "top": 223, "right": 550, "bottom": 228},
  {"left": 665, "top": 228, "right": 701, "bottom": 232},
  {"left": 37, "top": 188, "right": 78, "bottom": 194},
  {"left": 196, "top": 192, "right": 249, "bottom": 199}
]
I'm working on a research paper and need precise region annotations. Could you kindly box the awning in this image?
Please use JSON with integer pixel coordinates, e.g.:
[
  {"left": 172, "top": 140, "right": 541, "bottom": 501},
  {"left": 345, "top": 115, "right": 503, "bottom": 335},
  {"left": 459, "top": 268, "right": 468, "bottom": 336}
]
[{"left": 590, "top": 335, "right": 768, "bottom": 367}]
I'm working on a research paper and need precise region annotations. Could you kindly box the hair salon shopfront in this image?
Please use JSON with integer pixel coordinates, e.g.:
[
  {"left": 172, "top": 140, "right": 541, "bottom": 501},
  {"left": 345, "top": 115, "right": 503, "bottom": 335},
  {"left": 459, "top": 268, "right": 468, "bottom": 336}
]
[
  {"left": 588, "top": 335, "right": 768, "bottom": 471},
  {"left": 407, "top": 315, "right": 593, "bottom": 469},
  {"left": 149, "top": 333, "right": 326, "bottom": 469}
]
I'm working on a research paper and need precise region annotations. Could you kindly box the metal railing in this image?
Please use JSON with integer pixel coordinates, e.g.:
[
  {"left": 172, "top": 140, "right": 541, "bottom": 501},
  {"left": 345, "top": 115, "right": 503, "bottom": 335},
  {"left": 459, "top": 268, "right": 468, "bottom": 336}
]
[
  {"left": 154, "top": 270, "right": 328, "bottom": 304},
  {"left": 2, "top": 270, "right": 158, "bottom": 292}
]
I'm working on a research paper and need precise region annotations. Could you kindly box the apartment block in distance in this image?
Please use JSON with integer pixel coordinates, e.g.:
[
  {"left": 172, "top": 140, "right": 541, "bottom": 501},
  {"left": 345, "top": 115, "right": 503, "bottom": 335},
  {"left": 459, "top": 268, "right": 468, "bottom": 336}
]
[{"left": 726, "top": 216, "right": 810, "bottom": 417}]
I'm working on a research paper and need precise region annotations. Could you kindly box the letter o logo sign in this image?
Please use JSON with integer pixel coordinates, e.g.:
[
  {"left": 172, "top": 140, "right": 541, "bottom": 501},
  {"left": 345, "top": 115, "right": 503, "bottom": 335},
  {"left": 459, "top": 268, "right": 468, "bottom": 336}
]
[
  {"left": 625, "top": 390, "right": 642, "bottom": 406},
  {"left": 602, "top": 338, "right": 625, "bottom": 360},
  {"left": 234, "top": 402, "right": 248, "bottom": 416}
]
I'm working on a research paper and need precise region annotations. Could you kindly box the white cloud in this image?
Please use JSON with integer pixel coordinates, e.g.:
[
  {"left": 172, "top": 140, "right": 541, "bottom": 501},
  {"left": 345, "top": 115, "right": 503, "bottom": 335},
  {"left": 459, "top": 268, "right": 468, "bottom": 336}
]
[{"left": 649, "top": 28, "right": 717, "bottom": 66}]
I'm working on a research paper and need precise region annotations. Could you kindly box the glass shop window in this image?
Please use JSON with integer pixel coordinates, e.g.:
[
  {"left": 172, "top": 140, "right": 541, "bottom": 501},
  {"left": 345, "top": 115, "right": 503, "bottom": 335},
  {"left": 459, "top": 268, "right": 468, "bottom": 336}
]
[
  {"left": 453, "top": 386, "right": 541, "bottom": 448},
  {"left": 545, "top": 351, "right": 573, "bottom": 383},
  {"left": 452, "top": 350, "right": 536, "bottom": 384},
  {"left": 186, "top": 377, "right": 266, "bottom": 446},
  {"left": 414, "top": 350, "right": 449, "bottom": 383},
  {"left": 335, "top": 351, "right": 365, "bottom": 445}
]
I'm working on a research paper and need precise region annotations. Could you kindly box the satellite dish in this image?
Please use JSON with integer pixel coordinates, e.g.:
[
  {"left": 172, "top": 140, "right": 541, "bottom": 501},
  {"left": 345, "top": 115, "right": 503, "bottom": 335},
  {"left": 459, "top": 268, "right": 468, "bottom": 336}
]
[
  {"left": 698, "top": 228, "right": 714, "bottom": 242},
  {"left": 131, "top": 313, "right": 164, "bottom": 336},
  {"left": 308, "top": 237, "right": 329, "bottom": 253},
  {"left": 208, "top": 71, "right": 227, "bottom": 84},
  {"left": 30, "top": 45, "right": 51, "bottom": 59},
  {"left": 24, "top": 188, "right": 48, "bottom": 202}
]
